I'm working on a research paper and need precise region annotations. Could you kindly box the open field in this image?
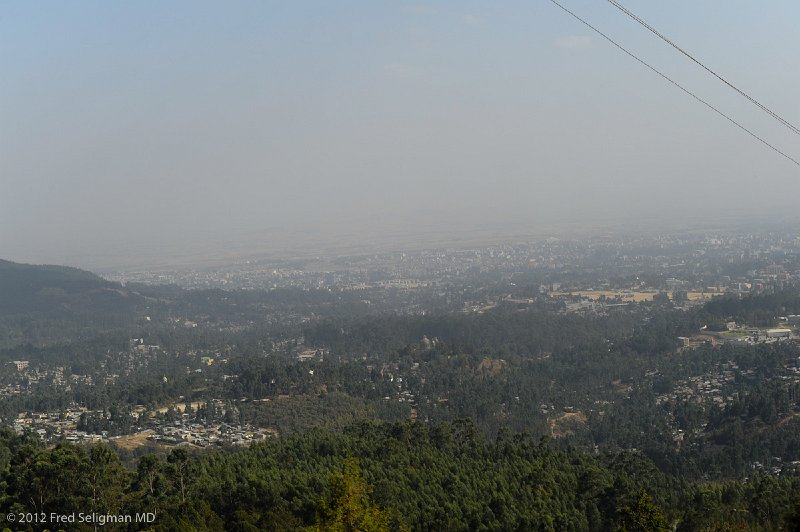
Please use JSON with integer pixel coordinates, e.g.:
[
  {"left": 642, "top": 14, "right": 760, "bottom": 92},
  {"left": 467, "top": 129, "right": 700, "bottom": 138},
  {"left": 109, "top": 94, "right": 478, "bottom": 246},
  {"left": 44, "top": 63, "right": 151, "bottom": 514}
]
[
  {"left": 154, "top": 401, "right": 204, "bottom": 415},
  {"left": 549, "top": 411, "right": 587, "bottom": 438},
  {"left": 110, "top": 429, "right": 155, "bottom": 451},
  {"left": 550, "top": 290, "right": 725, "bottom": 302}
]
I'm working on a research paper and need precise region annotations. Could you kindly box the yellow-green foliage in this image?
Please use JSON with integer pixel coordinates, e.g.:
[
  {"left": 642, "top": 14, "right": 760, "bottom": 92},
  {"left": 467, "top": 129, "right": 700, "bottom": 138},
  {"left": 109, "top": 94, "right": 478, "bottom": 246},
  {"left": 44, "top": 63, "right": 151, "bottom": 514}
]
[{"left": 310, "top": 459, "right": 392, "bottom": 532}]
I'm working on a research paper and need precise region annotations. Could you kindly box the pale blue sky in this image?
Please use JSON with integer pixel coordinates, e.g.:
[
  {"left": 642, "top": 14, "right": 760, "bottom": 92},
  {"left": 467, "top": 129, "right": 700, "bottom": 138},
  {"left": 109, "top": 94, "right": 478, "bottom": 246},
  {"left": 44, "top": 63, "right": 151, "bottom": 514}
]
[{"left": 2, "top": 1, "right": 799, "bottom": 266}]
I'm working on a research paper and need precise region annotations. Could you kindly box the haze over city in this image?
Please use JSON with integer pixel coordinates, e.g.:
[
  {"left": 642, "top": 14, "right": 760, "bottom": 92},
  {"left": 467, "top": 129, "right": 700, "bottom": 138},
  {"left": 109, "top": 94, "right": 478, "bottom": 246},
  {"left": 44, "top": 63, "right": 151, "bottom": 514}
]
[
  {"left": 7, "top": 3, "right": 800, "bottom": 529},
  {"left": 3, "top": 1, "right": 799, "bottom": 268}
]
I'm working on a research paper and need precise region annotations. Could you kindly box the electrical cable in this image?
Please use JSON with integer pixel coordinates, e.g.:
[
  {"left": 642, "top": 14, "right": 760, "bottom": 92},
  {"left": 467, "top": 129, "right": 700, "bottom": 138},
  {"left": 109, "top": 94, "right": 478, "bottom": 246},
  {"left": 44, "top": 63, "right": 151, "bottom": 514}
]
[
  {"left": 546, "top": 0, "right": 800, "bottom": 166},
  {"left": 606, "top": 0, "right": 800, "bottom": 136}
]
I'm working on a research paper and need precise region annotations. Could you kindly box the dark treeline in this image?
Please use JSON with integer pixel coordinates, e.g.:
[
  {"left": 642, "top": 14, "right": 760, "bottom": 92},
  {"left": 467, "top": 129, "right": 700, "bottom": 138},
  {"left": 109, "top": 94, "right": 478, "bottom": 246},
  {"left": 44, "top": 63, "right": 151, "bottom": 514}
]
[
  {"left": 303, "top": 302, "right": 702, "bottom": 360},
  {"left": 2, "top": 421, "right": 800, "bottom": 531},
  {"left": 704, "top": 289, "right": 800, "bottom": 326}
]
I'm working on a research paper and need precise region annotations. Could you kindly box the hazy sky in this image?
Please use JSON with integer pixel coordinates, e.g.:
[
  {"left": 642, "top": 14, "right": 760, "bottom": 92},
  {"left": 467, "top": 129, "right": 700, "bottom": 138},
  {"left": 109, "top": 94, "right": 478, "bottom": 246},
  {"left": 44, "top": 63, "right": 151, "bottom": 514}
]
[{"left": 3, "top": 1, "right": 800, "bottom": 267}]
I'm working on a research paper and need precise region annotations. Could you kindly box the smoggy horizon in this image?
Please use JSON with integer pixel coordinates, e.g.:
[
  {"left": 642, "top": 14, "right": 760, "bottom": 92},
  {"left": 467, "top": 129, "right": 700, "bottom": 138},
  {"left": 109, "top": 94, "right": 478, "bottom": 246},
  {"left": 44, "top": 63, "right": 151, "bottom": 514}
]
[{"left": 4, "top": 1, "right": 800, "bottom": 269}]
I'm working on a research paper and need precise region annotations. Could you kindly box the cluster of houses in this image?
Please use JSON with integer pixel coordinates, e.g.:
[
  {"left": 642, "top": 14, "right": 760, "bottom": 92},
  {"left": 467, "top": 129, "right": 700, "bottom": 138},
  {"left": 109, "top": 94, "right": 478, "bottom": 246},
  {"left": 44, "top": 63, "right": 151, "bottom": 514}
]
[
  {"left": 658, "top": 361, "right": 745, "bottom": 409},
  {"left": 8, "top": 404, "right": 277, "bottom": 449},
  {"left": 147, "top": 422, "right": 276, "bottom": 447},
  {"left": 11, "top": 408, "right": 103, "bottom": 444}
]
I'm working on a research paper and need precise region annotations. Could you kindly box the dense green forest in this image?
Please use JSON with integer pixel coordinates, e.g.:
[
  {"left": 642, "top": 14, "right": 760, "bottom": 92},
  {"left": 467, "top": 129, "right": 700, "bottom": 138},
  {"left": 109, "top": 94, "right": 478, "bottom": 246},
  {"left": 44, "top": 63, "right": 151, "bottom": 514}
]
[{"left": 2, "top": 422, "right": 800, "bottom": 531}]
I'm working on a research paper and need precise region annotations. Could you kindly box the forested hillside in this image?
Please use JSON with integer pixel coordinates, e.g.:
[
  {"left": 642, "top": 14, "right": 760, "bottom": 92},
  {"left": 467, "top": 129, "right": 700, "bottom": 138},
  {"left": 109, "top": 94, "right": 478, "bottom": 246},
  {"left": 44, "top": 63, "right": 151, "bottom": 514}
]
[
  {"left": 3, "top": 255, "right": 800, "bottom": 530},
  {"left": 2, "top": 422, "right": 800, "bottom": 531},
  {"left": 0, "top": 260, "right": 117, "bottom": 313}
]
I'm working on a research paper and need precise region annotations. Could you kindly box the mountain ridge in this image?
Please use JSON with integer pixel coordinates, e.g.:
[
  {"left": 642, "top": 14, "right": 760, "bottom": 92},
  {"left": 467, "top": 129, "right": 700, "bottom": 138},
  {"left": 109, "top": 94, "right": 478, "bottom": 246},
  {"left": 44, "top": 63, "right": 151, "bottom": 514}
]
[{"left": 0, "top": 258, "right": 135, "bottom": 317}]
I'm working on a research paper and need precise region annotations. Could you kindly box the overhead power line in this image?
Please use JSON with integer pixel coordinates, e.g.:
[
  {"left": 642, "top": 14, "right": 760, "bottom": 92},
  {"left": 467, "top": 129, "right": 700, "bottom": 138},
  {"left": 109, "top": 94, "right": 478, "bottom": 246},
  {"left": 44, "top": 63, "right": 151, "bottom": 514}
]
[
  {"left": 606, "top": 0, "right": 800, "bottom": 137},
  {"left": 546, "top": 0, "right": 799, "bottom": 167}
]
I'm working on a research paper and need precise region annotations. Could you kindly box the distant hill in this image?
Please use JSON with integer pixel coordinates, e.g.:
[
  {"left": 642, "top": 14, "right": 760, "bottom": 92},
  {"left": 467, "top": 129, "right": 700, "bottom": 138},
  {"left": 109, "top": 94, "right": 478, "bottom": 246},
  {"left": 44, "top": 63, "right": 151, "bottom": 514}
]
[{"left": 0, "top": 259, "right": 136, "bottom": 317}]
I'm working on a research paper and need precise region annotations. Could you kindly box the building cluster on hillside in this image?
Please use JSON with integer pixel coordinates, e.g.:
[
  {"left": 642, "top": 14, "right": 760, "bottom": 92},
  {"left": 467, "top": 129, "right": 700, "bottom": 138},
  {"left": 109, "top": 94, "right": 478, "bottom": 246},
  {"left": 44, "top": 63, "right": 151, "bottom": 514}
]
[
  {"left": 656, "top": 361, "right": 743, "bottom": 409},
  {"left": 147, "top": 421, "right": 276, "bottom": 447},
  {"left": 9, "top": 403, "right": 277, "bottom": 449}
]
